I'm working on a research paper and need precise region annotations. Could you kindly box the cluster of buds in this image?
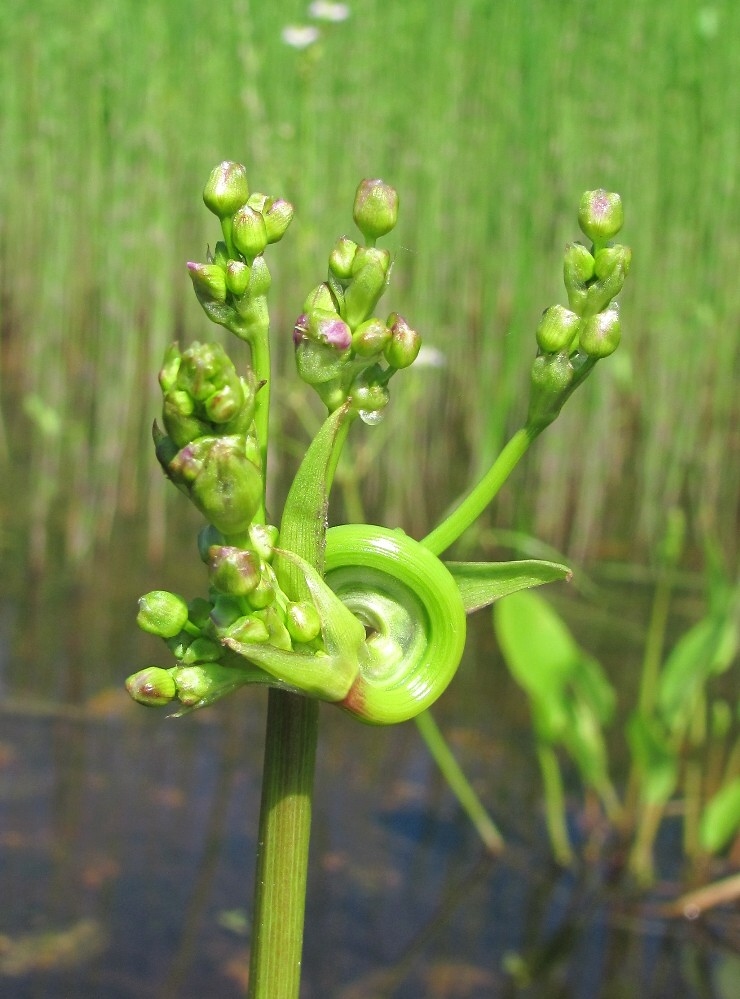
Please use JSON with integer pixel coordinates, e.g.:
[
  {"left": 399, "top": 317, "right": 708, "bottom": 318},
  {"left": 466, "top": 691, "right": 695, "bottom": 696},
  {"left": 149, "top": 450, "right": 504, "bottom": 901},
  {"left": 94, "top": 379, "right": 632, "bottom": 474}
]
[
  {"left": 187, "top": 161, "right": 294, "bottom": 343},
  {"left": 126, "top": 520, "right": 328, "bottom": 710},
  {"left": 153, "top": 341, "right": 263, "bottom": 536},
  {"left": 527, "top": 190, "right": 631, "bottom": 431},
  {"left": 293, "top": 179, "right": 422, "bottom": 416}
]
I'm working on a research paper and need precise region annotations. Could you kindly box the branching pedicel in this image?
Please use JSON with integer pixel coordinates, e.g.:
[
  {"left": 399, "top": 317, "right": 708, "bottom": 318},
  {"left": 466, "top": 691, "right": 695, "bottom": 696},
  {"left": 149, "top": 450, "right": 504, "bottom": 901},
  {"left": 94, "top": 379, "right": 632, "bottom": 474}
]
[{"left": 125, "top": 165, "right": 630, "bottom": 724}]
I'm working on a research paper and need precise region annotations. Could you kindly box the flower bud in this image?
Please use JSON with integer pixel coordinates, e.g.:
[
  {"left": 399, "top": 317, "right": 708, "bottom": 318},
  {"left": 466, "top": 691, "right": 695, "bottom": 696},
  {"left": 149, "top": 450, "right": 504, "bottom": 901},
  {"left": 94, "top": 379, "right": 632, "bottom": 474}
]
[
  {"left": 176, "top": 342, "right": 237, "bottom": 401},
  {"left": 307, "top": 309, "right": 352, "bottom": 350},
  {"left": 249, "top": 523, "right": 279, "bottom": 561},
  {"left": 295, "top": 341, "right": 347, "bottom": 386},
  {"left": 584, "top": 247, "right": 631, "bottom": 316},
  {"left": 351, "top": 246, "right": 391, "bottom": 278},
  {"left": 137, "top": 590, "right": 190, "bottom": 638},
  {"left": 159, "top": 342, "right": 182, "bottom": 393},
  {"left": 578, "top": 305, "right": 621, "bottom": 358},
  {"left": 203, "top": 162, "right": 250, "bottom": 218},
  {"left": 286, "top": 601, "right": 322, "bottom": 643},
  {"left": 203, "top": 382, "right": 246, "bottom": 424},
  {"left": 526, "top": 352, "right": 575, "bottom": 431},
  {"left": 352, "top": 317, "right": 390, "bottom": 357},
  {"left": 578, "top": 190, "right": 624, "bottom": 243},
  {"left": 172, "top": 664, "right": 248, "bottom": 708},
  {"left": 247, "top": 566, "right": 277, "bottom": 609},
  {"left": 232, "top": 205, "right": 268, "bottom": 260},
  {"left": 384, "top": 313, "right": 422, "bottom": 368},
  {"left": 225, "top": 614, "right": 271, "bottom": 644},
  {"left": 328, "top": 236, "right": 358, "bottom": 280},
  {"left": 179, "top": 636, "right": 223, "bottom": 665},
  {"left": 226, "top": 260, "right": 251, "bottom": 297},
  {"left": 343, "top": 259, "right": 388, "bottom": 330},
  {"left": 303, "top": 283, "right": 338, "bottom": 315},
  {"left": 535, "top": 305, "right": 581, "bottom": 354},
  {"left": 162, "top": 389, "right": 210, "bottom": 448},
  {"left": 125, "top": 666, "right": 177, "bottom": 706},
  {"left": 208, "top": 545, "right": 261, "bottom": 596},
  {"left": 353, "top": 179, "right": 399, "bottom": 242},
  {"left": 350, "top": 365, "right": 390, "bottom": 413},
  {"left": 263, "top": 197, "right": 294, "bottom": 243},
  {"left": 187, "top": 262, "right": 227, "bottom": 303},
  {"left": 166, "top": 436, "right": 263, "bottom": 535}
]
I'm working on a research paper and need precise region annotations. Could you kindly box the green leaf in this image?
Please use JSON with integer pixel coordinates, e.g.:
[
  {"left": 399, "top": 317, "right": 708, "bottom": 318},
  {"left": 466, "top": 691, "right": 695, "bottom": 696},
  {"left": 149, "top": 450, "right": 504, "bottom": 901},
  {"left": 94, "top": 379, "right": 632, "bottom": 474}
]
[
  {"left": 276, "top": 402, "right": 353, "bottom": 598},
  {"left": 445, "top": 558, "right": 571, "bottom": 613},
  {"left": 493, "top": 589, "right": 581, "bottom": 701},
  {"left": 571, "top": 652, "right": 616, "bottom": 725},
  {"left": 699, "top": 778, "right": 740, "bottom": 855},
  {"left": 626, "top": 711, "right": 678, "bottom": 804}
]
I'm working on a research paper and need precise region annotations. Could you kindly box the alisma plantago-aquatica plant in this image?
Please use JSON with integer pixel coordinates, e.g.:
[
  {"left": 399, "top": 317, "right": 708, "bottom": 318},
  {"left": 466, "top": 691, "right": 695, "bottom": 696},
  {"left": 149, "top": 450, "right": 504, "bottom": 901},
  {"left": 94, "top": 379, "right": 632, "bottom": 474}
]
[{"left": 125, "top": 165, "right": 630, "bottom": 997}]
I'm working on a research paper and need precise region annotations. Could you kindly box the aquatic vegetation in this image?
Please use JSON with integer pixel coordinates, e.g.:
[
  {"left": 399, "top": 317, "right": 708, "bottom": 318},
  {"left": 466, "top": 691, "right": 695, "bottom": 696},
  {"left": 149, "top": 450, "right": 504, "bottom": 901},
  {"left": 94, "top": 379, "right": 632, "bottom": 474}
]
[{"left": 124, "top": 165, "right": 629, "bottom": 996}]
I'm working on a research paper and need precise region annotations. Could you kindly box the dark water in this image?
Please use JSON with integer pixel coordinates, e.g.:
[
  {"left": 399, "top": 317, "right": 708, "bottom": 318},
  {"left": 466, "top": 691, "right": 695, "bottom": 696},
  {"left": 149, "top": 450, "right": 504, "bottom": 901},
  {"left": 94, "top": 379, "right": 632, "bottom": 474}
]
[{"left": 0, "top": 531, "right": 738, "bottom": 998}]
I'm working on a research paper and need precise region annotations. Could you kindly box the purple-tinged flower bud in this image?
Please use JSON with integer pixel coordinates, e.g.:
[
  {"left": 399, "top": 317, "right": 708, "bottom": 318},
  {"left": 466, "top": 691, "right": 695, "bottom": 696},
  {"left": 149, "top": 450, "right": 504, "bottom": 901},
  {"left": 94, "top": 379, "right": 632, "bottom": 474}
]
[
  {"left": 352, "top": 317, "right": 390, "bottom": 357},
  {"left": 579, "top": 305, "right": 621, "bottom": 358},
  {"left": 384, "top": 312, "right": 422, "bottom": 368},
  {"left": 329, "top": 236, "right": 358, "bottom": 279},
  {"left": 293, "top": 313, "right": 309, "bottom": 346},
  {"left": 263, "top": 197, "right": 294, "bottom": 244},
  {"left": 307, "top": 309, "right": 353, "bottom": 350},
  {"left": 353, "top": 179, "right": 399, "bottom": 242},
  {"left": 286, "top": 601, "right": 322, "bottom": 643},
  {"left": 208, "top": 545, "right": 261, "bottom": 596},
  {"left": 187, "top": 262, "right": 227, "bottom": 303},
  {"left": 137, "top": 590, "right": 190, "bottom": 638},
  {"left": 203, "top": 382, "right": 245, "bottom": 424},
  {"left": 535, "top": 305, "right": 581, "bottom": 354},
  {"left": 578, "top": 190, "right": 624, "bottom": 244},
  {"left": 303, "top": 283, "right": 338, "bottom": 314},
  {"left": 226, "top": 260, "right": 251, "bottom": 297},
  {"left": 203, "top": 162, "right": 250, "bottom": 219},
  {"left": 232, "top": 205, "right": 268, "bottom": 260},
  {"left": 125, "top": 666, "right": 177, "bottom": 706}
]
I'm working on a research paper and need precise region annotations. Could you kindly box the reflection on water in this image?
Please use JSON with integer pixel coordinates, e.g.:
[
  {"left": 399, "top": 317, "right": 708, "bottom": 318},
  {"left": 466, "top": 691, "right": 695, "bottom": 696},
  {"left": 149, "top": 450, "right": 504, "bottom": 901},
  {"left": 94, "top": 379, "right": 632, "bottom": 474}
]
[{"left": 0, "top": 533, "right": 737, "bottom": 997}]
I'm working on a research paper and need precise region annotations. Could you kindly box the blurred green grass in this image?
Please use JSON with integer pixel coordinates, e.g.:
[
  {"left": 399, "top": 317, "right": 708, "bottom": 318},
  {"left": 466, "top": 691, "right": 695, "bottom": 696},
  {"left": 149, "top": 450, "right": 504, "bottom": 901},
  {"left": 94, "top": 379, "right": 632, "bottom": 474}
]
[{"left": 1, "top": 0, "right": 738, "bottom": 571}]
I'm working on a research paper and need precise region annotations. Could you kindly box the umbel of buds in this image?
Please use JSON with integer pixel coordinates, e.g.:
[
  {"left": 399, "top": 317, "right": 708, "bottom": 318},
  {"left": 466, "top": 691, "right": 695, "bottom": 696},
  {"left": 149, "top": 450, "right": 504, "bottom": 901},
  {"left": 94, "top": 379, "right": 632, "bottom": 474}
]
[
  {"left": 526, "top": 190, "right": 631, "bottom": 432},
  {"left": 293, "top": 178, "right": 421, "bottom": 416}
]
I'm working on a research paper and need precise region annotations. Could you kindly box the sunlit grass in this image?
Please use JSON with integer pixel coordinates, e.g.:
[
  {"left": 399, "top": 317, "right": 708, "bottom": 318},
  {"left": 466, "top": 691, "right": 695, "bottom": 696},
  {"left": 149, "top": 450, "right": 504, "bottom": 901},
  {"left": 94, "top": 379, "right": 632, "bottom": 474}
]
[{"left": 1, "top": 0, "right": 738, "bottom": 570}]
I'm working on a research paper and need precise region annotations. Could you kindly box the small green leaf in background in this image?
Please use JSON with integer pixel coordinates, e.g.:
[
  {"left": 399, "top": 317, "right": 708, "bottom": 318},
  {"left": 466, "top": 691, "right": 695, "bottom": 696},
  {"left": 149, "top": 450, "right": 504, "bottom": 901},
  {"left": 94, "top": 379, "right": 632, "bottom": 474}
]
[
  {"left": 699, "top": 778, "right": 740, "bottom": 855},
  {"left": 445, "top": 558, "right": 571, "bottom": 613},
  {"left": 626, "top": 711, "right": 679, "bottom": 805}
]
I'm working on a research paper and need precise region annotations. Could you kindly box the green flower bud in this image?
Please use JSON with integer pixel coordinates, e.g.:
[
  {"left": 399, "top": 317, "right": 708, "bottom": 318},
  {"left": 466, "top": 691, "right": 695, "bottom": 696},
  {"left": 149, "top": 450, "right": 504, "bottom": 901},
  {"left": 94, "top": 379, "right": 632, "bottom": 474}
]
[
  {"left": 208, "top": 545, "right": 261, "bottom": 596},
  {"left": 253, "top": 606, "right": 293, "bottom": 651},
  {"left": 203, "top": 382, "right": 246, "bottom": 424},
  {"left": 307, "top": 309, "right": 352, "bottom": 350},
  {"left": 137, "top": 590, "right": 190, "bottom": 638},
  {"left": 343, "top": 259, "right": 388, "bottom": 331},
  {"left": 578, "top": 190, "right": 624, "bottom": 244},
  {"left": 203, "top": 162, "right": 250, "bottom": 219},
  {"left": 351, "top": 246, "right": 391, "bottom": 278},
  {"left": 187, "top": 262, "right": 227, "bottom": 303},
  {"left": 352, "top": 317, "right": 390, "bottom": 357},
  {"left": 162, "top": 389, "right": 210, "bottom": 448},
  {"left": 176, "top": 342, "right": 236, "bottom": 401},
  {"left": 295, "top": 340, "right": 348, "bottom": 385},
  {"left": 166, "top": 436, "right": 263, "bottom": 534},
  {"left": 578, "top": 305, "right": 621, "bottom": 358},
  {"left": 263, "top": 197, "right": 294, "bottom": 243},
  {"left": 564, "top": 241, "right": 595, "bottom": 285},
  {"left": 159, "top": 342, "right": 182, "bottom": 393},
  {"left": 350, "top": 365, "right": 390, "bottom": 414},
  {"left": 172, "top": 664, "right": 247, "bottom": 708},
  {"left": 232, "top": 205, "right": 268, "bottom": 260},
  {"left": 249, "top": 523, "right": 279, "bottom": 561},
  {"left": 188, "top": 597, "right": 213, "bottom": 630},
  {"left": 303, "top": 283, "right": 338, "bottom": 315},
  {"left": 247, "top": 254, "right": 271, "bottom": 297},
  {"left": 328, "top": 236, "right": 358, "bottom": 280},
  {"left": 584, "top": 247, "right": 631, "bottom": 316},
  {"left": 248, "top": 567, "right": 277, "bottom": 609},
  {"left": 225, "top": 614, "right": 271, "bottom": 644},
  {"left": 527, "top": 352, "right": 575, "bottom": 431},
  {"left": 384, "top": 313, "right": 422, "bottom": 368},
  {"left": 179, "top": 636, "right": 223, "bottom": 665},
  {"left": 226, "top": 260, "right": 251, "bottom": 297},
  {"left": 125, "top": 666, "right": 177, "bottom": 706},
  {"left": 286, "top": 601, "right": 322, "bottom": 643},
  {"left": 209, "top": 594, "right": 243, "bottom": 633},
  {"left": 535, "top": 305, "right": 581, "bottom": 354},
  {"left": 353, "top": 178, "right": 399, "bottom": 242}
]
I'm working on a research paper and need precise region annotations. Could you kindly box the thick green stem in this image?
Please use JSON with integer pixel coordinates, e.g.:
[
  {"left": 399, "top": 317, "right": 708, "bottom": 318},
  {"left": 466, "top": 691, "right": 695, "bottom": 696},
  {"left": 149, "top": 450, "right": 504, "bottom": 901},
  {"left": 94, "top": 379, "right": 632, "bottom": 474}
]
[
  {"left": 251, "top": 330, "right": 270, "bottom": 522},
  {"left": 422, "top": 424, "right": 540, "bottom": 557},
  {"left": 248, "top": 691, "right": 319, "bottom": 999}
]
